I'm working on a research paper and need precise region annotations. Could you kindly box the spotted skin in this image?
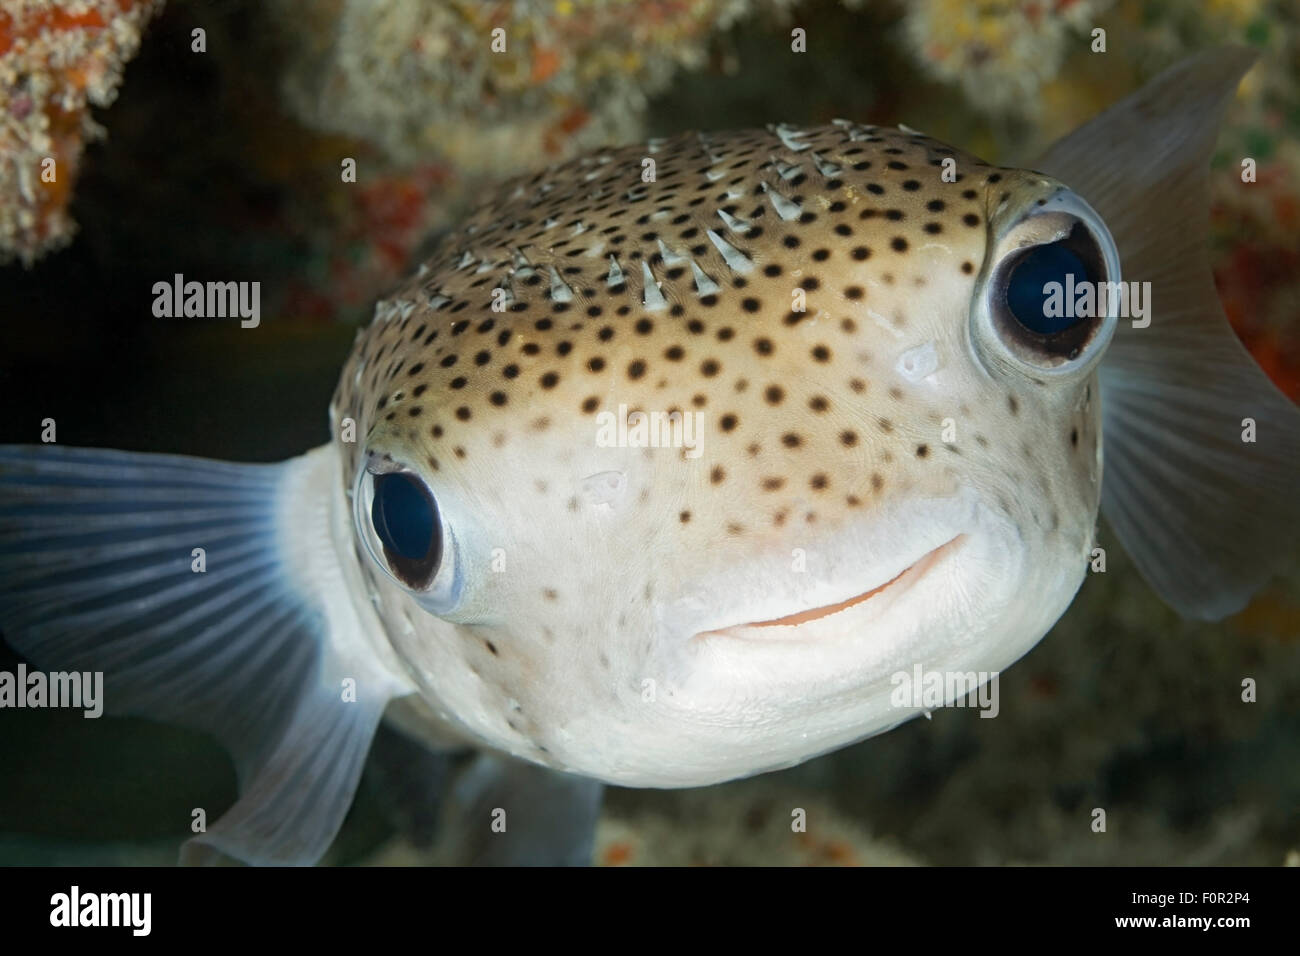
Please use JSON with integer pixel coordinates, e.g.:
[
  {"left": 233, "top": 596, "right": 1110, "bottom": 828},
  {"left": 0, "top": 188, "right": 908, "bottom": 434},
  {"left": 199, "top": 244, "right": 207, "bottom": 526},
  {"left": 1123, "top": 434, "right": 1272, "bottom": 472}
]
[{"left": 330, "top": 122, "right": 1103, "bottom": 785}]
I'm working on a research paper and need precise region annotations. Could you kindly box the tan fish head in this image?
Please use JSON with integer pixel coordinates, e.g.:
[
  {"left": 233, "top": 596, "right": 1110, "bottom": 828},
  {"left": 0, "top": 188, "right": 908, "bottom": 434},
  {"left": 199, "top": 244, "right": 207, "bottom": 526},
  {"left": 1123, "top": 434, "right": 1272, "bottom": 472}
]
[{"left": 333, "top": 120, "right": 1124, "bottom": 784}]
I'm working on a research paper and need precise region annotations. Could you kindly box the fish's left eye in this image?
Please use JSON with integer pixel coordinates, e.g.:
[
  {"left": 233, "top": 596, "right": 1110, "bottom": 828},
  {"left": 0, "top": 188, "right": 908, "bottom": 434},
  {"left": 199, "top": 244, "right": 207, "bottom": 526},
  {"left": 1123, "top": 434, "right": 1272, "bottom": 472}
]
[
  {"left": 973, "top": 188, "right": 1121, "bottom": 381},
  {"left": 1005, "top": 240, "right": 1094, "bottom": 336}
]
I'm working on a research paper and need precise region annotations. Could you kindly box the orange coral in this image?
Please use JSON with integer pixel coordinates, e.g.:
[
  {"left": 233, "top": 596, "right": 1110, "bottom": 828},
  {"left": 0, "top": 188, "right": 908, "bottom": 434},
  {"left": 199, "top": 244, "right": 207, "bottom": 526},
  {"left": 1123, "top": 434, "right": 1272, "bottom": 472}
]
[{"left": 0, "top": 0, "right": 164, "bottom": 265}]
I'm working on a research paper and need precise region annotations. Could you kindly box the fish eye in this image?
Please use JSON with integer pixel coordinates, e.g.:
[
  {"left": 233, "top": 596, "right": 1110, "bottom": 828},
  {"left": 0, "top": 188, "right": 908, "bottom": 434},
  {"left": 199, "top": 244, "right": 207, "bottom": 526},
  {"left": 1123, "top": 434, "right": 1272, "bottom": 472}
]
[
  {"left": 371, "top": 472, "right": 442, "bottom": 585},
  {"left": 973, "top": 190, "right": 1120, "bottom": 380},
  {"left": 1005, "top": 239, "right": 1094, "bottom": 336},
  {"left": 354, "top": 464, "right": 458, "bottom": 605}
]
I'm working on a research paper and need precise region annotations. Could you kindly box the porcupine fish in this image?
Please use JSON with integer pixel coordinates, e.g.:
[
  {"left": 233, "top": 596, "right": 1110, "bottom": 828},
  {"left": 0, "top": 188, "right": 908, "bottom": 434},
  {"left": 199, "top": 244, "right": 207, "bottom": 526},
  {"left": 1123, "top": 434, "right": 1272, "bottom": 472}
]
[{"left": 1, "top": 48, "right": 1296, "bottom": 865}]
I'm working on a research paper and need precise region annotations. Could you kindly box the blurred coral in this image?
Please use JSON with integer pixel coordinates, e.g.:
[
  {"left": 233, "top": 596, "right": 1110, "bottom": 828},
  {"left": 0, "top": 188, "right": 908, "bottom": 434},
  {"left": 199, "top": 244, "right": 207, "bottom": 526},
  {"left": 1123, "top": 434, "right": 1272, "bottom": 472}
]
[
  {"left": 265, "top": 0, "right": 800, "bottom": 172},
  {"left": 903, "top": 0, "right": 1116, "bottom": 118},
  {"left": 0, "top": 0, "right": 163, "bottom": 265}
]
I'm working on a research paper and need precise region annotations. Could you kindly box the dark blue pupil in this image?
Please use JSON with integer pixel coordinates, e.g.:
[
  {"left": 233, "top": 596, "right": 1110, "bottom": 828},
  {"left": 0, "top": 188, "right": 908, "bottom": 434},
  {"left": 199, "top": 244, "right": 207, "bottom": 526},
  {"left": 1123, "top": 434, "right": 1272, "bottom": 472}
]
[
  {"left": 372, "top": 473, "right": 436, "bottom": 561},
  {"left": 1006, "top": 241, "right": 1091, "bottom": 335}
]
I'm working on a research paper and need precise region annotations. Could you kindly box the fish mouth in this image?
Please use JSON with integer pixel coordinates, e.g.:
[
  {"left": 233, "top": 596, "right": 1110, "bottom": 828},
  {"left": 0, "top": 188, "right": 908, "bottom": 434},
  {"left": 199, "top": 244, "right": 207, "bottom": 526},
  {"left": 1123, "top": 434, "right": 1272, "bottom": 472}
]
[{"left": 695, "top": 535, "right": 967, "bottom": 641}]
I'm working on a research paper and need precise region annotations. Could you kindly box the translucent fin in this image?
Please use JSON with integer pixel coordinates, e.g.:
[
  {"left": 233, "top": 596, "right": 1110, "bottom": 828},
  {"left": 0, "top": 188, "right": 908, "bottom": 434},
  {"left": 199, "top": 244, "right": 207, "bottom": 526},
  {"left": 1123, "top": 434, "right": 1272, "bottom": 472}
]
[
  {"left": 1033, "top": 47, "right": 1300, "bottom": 620},
  {"left": 434, "top": 753, "right": 603, "bottom": 866},
  {"left": 0, "top": 444, "right": 409, "bottom": 864}
]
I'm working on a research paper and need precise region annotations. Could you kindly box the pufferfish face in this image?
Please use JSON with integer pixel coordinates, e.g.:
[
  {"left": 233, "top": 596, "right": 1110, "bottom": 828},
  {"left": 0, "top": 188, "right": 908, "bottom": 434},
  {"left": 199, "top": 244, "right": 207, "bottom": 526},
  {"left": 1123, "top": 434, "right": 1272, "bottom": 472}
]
[{"left": 330, "top": 123, "right": 1121, "bottom": 787}]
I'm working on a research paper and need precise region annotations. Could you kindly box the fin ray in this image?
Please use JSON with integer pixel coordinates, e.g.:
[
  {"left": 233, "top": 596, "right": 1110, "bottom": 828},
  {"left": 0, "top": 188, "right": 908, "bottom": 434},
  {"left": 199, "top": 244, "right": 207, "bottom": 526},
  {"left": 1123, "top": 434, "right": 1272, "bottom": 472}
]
[
  {"left": 1034, "top": 47, "right": 1300, "bottom": 619},
  {"left": 0, "top": 444, "right": 409, "bottom": 864}
]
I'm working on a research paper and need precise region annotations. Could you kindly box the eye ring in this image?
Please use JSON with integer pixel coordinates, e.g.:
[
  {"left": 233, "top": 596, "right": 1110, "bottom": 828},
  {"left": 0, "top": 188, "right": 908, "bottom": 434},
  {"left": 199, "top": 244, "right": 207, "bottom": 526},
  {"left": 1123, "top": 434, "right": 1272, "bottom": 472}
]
[
  {"left": 972, "top": 188, "right": 1120, "bottom": 382},
  {"left": 353, "top": 463, "right": 460, "bottom": 610}
]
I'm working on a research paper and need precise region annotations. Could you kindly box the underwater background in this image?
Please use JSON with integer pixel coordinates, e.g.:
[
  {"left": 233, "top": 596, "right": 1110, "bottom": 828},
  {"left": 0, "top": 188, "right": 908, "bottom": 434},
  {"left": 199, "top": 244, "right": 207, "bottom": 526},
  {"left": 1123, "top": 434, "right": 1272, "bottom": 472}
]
[{"left": 0, "top": 0, "right": 1297, "bottom": 865}]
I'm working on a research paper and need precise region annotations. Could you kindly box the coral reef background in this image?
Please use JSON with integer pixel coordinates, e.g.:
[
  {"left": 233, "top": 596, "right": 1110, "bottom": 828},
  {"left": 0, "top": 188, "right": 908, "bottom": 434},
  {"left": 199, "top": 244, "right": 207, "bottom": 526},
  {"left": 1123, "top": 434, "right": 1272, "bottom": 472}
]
[{"left": 0, "top": 0, "right": 1297, "bottom": 865}]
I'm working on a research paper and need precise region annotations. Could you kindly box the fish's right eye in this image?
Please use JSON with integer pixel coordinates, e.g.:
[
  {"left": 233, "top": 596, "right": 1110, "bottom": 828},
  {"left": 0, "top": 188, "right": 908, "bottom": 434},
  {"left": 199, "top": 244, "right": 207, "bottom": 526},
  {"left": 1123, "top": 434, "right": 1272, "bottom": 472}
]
[
  {"left": 354, "top": 464, "right": 459, "bottom": 609},
  {"left": 370, "top": 472, "right": 442, "bottom": 588}
]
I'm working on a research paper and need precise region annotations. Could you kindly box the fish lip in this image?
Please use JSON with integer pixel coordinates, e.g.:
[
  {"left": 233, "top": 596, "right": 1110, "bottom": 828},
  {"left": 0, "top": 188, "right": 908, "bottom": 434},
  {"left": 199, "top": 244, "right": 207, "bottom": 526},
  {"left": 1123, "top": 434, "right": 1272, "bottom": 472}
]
[{"left": 693, "top": 534, "right": 967, "bottom": 642}]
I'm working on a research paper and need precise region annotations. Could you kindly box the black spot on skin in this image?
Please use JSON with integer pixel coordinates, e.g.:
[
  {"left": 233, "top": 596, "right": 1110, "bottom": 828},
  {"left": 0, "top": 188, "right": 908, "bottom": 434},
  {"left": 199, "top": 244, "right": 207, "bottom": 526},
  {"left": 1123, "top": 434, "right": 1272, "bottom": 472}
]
[{"left": 891, "top": 237, "right": 908, "bottom": 253}]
